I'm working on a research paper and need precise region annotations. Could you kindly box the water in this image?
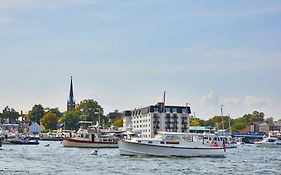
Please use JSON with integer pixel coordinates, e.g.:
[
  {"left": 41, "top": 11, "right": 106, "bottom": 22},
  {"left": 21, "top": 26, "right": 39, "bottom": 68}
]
[{"left": 1, "top": 141, "right": 281, "bottom": 175}]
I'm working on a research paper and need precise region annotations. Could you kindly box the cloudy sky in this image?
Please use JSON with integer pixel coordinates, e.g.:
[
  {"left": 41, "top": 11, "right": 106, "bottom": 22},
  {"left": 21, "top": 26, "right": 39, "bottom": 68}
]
[{"left": 0, "top": 0, "right": 280, "bottom": 119}]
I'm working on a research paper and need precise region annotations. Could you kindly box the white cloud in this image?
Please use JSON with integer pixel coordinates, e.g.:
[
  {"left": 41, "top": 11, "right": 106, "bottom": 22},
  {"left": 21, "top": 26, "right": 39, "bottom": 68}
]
[
  {"left": 200, "top": 91, "right": 219, "bottom": 105},
  {"left": 243, "top": 96, "right": 281, "bottom": 108},
  {"left": 223, "top": 97, "right": 241, "bottom": 106}
]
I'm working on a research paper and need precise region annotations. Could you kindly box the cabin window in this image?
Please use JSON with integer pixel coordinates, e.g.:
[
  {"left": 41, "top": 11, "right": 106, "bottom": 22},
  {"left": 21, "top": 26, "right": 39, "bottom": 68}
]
[
  {"left": 165, "top": 135, "right": 173, "bottom": 140},
  {"left": 148, "top": 141, "right": 152, "bottom": 144},
  {"left": 183, "top": 136, "right": 193, "bottom": 142},
  {"left": 138, "top": 141, "right": 141, "bottom": 143},
  {"left": 160, "top": 141, "right": 164, "bottom": 144}
]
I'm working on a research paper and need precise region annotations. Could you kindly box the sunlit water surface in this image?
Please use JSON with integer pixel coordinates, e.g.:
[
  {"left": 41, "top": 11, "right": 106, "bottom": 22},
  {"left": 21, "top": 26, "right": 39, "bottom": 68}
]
[{"left": 1, "top": 141, "right": 281, "bottom": 175}]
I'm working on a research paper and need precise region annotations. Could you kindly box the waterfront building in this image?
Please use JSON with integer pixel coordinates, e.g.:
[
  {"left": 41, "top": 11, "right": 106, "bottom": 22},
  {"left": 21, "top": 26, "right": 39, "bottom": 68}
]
[
  {"left": 122, "top": 102, "right": 192, "bottom": 138},
  {"left": 189, "top": 126, "right": 214, "bottom": 133},
  {"left": 67, "top": 76, "right": 76, "bottom": 111},
  {"left": 242, "top": 122, "right": 281, "bottom": 135}
]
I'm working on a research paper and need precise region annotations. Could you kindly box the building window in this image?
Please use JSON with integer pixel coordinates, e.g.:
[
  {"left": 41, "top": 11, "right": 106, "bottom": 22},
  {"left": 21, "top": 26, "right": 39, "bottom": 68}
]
[
  {"left": 173, "top": 108, "right": 177, "bottom": 113},
  {"left": 154, "top": 108, "right": 158, "bottom": 113},
  {"left": 166, "top": 108, "right": 170, "bottom": 113}
]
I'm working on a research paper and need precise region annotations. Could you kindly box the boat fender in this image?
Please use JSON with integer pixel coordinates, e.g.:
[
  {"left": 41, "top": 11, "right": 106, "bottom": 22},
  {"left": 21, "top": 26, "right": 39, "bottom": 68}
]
[{"left": 91, "top": 149, "right": 98, "bottom": 155}]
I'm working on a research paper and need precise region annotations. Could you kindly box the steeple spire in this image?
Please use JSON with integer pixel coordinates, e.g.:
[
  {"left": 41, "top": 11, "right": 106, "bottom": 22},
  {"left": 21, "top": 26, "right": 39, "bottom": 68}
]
[{"left": 67, "top": 76, "right": 75, "bottom": 111}]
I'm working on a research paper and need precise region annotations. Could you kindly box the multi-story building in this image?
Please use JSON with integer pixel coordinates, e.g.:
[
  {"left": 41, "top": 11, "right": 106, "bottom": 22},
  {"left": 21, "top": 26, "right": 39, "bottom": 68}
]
[{"left": 122, "top": 102, "right": 192, "bottom": 138}]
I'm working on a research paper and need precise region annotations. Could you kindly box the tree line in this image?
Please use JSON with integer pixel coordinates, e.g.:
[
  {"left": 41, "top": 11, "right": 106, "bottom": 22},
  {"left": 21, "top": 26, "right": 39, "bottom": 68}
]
[
  {"left": 0, "top": 99, "right": 123, "bottom": 132},
  {"left": 1, "top": 101, "right": 278, "bottom": 133},
  {"left": 190, "top": 111, "right": 277, "bottom": 133}
]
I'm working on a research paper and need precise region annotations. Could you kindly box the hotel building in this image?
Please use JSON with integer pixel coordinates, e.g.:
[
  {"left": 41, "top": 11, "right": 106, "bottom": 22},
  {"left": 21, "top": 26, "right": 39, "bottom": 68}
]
[{"left": 122, "top": 102, "right": 192, "bottom": 138}]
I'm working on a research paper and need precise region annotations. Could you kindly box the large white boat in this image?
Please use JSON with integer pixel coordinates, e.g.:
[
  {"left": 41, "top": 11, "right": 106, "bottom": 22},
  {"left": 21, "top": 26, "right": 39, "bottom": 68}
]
[
  {"left": 62, "top": 121, "right": 121, "bottom": 148},
  {"left": 255, "top": 132, "right": 281, "bottom": 148},
  {"left": 118, "top": 132, "right": 226, "bottom": 157}
]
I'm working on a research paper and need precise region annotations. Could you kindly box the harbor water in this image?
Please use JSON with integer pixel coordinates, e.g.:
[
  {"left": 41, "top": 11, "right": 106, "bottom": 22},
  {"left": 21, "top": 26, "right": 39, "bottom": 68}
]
[{"left": 1, "top": 141, "right": 281, "bottom": 175}]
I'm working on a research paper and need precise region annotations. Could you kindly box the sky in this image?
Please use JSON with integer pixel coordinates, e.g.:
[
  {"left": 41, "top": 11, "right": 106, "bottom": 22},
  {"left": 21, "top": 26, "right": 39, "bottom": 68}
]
[{"left": 0, "top": 0, "right": 281, "bottom": 120}]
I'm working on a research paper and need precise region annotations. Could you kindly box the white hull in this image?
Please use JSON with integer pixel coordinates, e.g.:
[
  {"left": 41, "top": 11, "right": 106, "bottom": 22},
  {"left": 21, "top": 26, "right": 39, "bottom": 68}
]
[
  {"left": 255, "top": 143, "right": 281, "bottom": 148},
  {"left": 62, "top": 139, "right": 118, "bottom": 148},
  {"left": 118, "top": 140, "right": 225, "bottom": 158}
]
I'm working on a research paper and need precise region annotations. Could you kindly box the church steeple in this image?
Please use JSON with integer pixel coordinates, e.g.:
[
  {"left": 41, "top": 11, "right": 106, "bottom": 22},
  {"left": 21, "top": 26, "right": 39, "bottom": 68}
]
[{"left": 67, "top": 76, "right": 75, "bottom": 111}]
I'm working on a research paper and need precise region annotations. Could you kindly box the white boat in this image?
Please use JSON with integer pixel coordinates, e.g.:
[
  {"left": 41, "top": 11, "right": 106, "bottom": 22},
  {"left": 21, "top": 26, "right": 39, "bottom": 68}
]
[
  {"left": 118, "top": 132, "right": 226, "bottom": 157},
  {"left": 62, "top": 121, "right": 120, "bottom": 148},
  {"left": 255, "top": 133, "right": 281, "bottom": 148}
]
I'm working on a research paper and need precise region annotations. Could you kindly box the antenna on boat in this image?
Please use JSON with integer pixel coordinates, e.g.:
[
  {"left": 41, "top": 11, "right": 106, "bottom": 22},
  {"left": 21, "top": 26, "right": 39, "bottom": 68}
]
[{"left": 228, "top": 114, "right": 231, "bottom": 134}]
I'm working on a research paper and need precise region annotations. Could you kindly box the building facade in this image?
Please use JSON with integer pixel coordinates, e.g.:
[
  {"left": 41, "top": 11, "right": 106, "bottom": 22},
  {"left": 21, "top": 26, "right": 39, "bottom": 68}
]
[{"left": 122, "top": 102, "right": 192, "bottom": 138}]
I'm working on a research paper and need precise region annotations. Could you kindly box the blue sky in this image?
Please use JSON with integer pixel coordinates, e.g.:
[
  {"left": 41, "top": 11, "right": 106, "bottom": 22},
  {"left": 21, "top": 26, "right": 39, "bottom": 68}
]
[{"left": 0, "top": 0, "right": 281, "bottom": 119}]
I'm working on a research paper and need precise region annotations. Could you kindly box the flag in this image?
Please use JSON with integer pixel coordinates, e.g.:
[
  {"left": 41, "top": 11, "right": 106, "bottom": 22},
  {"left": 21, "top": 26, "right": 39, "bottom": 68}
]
[{"left": 222, "top": 140, "right": 226, "bottom": 152}]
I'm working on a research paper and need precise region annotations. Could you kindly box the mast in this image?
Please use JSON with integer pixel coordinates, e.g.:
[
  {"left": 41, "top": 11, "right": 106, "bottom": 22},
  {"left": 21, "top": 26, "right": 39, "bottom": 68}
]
[
  {"left": 220, "top": 105, "right": 224, "bottom": 130},
  {"left": 228, "top": 114, "right": 231, "bottom": 133},
  {"left": 163, "top": 91, "right": 166, "bottom": 112}
]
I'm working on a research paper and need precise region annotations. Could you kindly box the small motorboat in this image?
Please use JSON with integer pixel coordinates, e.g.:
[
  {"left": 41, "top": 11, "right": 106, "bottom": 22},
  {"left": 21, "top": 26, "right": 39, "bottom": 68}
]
[{"left": 9, "top": 138, "right": 39, "bottom": 145}]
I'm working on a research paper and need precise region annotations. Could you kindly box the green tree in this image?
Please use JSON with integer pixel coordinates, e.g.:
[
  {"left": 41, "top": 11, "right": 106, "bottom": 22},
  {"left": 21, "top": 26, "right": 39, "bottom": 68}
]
[
  {"left": 2, "top": 106, "right": 20, "bottom": 124},
  {"left": 242, "top": 111, "right": 264, "bottom": 124},
  {"left": 265, "top": 117, "right": 274, "bottom": 123},
  {"left": 112, "top": 117, "right": 123, "bottom": 128},
  {"left": 76, "top": 99, "right": 104, "bottom": 123},
  {"left": 190, "top": 117, "right": 204, "bottom": 126},
  {"left": 27, "top": 104, "right": 45, "bottom": 124},
  {"left": 40, "top": 112, "right": 58, "bottom": 130},
  {"left": 231, "top": 118, "right": 247, "bottom": 133},
  {"left": 45, "top": 107, "right": 62, "bottom": 117},
  {"left": 59, "top": 110, "right": 80, "bottom": 130}
]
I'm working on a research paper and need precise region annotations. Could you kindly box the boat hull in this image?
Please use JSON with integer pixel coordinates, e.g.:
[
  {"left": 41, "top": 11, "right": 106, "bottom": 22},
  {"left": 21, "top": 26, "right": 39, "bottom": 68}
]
[
  {"left": 62, "top": 138, "right": 118, "bottom": 148},
  {"left": 118, "top": 140, "right": 225, "bottom": 158},
  {"left": 255, "top": 142, "right": 281, "bottom": 148},
  {"left": 9, "top": 140, "right": 39, "bottom": 145}
]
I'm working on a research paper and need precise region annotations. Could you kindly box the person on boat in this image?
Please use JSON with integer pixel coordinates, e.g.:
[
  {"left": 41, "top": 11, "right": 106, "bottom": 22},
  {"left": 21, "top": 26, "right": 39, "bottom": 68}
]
[
  {"left": 214, "top": 141, "right": 218, "bottom": 147},
  {"left": 222, "top": 139, "right": 226, "bottom": 152},
  {"left": 211, "top": 138, "right": 215, "bottom": 146}
]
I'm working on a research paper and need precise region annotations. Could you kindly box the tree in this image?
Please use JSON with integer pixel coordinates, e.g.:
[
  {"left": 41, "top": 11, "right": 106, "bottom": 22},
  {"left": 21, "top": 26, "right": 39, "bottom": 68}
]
[
  {"left": 231, "top": 118, "right": 247, "bottom": 133},
  {"left": 242, "top": 111, "right": 264, "bottom": 125},
  {"left": 190, "top": 118, "right": 204, "bottom": 126},
  {"left": 45, "top": 107, "right": 62, "bottom": 117},
  {"left": 27, "top": 104, "right": 45, "bottom": 124},
  {"left": 59, "top": 110, "right": 80, "bottom": 130},
  {"left": 76, "top": 99, "right": 104, "bottom": 123},
  {"left": 265, "top": 117, "right": 274, "bottom": 123},
  {"left": 2, "top": 106, "right": 20, "bottom": 124},
  {"left": 112, "top": 117, "right": 123, "bottom": 128},
  {"left": 40, "top": 112, "right": 58, "bottom": 130}
]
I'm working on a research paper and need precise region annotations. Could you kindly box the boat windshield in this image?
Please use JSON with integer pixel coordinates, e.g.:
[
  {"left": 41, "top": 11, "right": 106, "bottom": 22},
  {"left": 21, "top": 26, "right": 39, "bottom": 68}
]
[
  {"left": 267, "top": 137, "right": 277, "bottom": 142},
  {"left": 154, "top": 133, "right": 164, "bottom": 139},
  {"left": 163, "top": 134, "right": 181, "bottom": 141}
]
